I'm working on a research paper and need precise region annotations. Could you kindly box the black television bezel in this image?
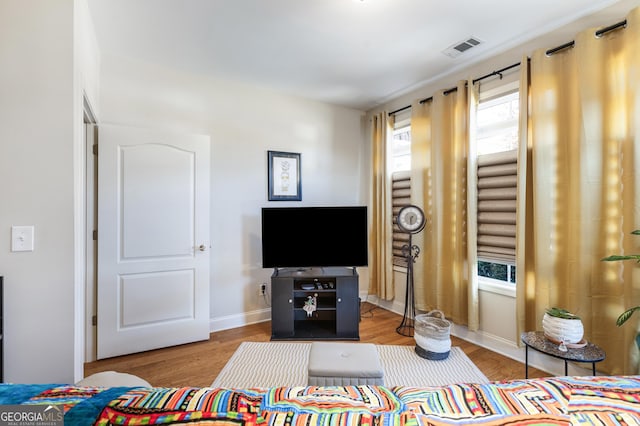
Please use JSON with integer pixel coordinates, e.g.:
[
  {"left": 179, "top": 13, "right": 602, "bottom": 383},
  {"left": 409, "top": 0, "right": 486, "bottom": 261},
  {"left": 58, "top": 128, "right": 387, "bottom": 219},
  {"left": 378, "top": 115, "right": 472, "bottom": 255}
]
[{"left": 261, "top": 206, "right": 368, "bottom": 269}]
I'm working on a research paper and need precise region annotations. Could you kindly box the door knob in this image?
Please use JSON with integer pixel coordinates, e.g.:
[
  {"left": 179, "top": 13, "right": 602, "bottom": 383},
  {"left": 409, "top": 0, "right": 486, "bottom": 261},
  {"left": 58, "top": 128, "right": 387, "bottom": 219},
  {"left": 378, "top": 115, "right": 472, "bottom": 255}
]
[{"left": 199, "top": 244, "right": 207, "bottom": 252}]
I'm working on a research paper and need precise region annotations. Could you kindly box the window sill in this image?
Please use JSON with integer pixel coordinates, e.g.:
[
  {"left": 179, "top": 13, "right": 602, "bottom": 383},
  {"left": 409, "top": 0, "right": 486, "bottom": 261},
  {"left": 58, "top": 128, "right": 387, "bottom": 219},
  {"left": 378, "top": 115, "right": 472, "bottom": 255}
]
[{"left": 478, "top": 277, "right": 516, "bottom": 298}]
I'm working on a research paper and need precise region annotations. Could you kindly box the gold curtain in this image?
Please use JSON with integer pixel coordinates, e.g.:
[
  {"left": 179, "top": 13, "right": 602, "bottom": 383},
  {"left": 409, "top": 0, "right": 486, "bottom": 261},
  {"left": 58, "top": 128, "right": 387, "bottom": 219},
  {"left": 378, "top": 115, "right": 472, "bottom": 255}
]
[
  {"left": 520, "top": 7, "right": 640, "bottom": 374},
  {"left": 411, "top": 81, "right": 475, "bottom": 326},
  {"left": 466, "top": 80, "right": 480, "bottom": 331},
  {"left": 516, "top": 56, "right": 537, "bottom": 341},
  {"left": 411, "top": 100, "right": 432, "bottom": 313},
  {"left": 368, "top": 112, "right": 395, "bottom": 300}
]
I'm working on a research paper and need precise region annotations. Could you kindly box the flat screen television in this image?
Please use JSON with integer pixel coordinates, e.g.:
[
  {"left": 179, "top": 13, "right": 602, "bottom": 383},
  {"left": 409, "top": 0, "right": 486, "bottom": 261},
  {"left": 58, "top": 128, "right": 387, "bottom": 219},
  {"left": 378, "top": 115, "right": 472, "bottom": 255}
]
[{"left": 261, "top": 206, "right": 368, "bottom": 269}]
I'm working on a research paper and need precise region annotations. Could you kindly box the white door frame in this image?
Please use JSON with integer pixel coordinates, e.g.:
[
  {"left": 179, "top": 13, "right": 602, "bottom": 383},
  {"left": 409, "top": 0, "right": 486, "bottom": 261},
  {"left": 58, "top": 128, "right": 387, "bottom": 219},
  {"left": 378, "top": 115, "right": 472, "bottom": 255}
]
[{"left": 83, "top": 98, "right": 98, "bottom": 364}]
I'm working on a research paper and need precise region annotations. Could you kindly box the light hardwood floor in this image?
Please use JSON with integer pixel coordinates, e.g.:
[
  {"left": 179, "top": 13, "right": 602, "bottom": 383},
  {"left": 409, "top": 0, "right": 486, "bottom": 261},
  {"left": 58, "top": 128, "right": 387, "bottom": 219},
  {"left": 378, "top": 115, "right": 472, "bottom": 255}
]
[{"left": 85, "top": 303, "right": 548, "bottom": 387}]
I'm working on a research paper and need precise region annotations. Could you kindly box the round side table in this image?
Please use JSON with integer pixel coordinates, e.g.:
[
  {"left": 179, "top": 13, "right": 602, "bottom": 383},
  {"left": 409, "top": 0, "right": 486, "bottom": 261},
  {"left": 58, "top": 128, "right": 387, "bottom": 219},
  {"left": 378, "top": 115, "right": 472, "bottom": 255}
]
[{"left": 520, "top": 331, "right": 605, "bottom": 378}]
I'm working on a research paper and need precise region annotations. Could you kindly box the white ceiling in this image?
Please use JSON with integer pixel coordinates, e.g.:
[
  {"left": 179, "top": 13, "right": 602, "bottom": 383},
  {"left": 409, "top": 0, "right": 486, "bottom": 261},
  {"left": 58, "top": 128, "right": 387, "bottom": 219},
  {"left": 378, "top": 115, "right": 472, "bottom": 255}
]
[{"left": 87, "top": 0, "right": 638, "bottom": 111}]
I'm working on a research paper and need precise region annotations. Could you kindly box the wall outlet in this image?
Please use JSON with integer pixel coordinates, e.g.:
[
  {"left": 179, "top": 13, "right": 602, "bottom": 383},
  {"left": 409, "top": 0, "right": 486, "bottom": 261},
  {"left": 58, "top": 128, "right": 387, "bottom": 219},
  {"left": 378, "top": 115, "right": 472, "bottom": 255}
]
[{"left": 259, "top": 283, "right": 267, "bottom": 296}]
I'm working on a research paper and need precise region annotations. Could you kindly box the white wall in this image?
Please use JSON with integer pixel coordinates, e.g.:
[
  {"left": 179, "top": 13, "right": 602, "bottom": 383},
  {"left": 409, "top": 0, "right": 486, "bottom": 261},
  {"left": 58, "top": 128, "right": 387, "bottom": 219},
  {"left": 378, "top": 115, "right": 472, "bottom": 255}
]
[
  {"left": 0, "top": 0, "right": 77, "bottom": 383},
  {"left": 97, "top": 54, "right": 368, "bottom": 332},
  {"left": 76, "top": 0, "right": 100, "bottom": 118},
  {"left": 0, "top": 0, "right": 99, "bottom": 383}
]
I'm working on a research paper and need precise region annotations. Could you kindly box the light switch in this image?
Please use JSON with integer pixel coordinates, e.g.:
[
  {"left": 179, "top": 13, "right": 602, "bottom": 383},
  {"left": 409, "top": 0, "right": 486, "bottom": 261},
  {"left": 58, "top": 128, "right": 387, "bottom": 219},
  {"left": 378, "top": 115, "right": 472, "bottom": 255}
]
[{"left": 11, "top": 225, "right": 34, "bottom": 252}]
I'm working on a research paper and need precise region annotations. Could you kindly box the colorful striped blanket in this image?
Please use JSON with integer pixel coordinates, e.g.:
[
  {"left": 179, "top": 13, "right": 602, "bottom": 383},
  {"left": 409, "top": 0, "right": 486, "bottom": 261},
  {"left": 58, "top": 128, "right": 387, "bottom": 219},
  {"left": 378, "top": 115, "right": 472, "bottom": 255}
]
[{"left": 0, "top": 376, "right": 638, "bottom": 425}]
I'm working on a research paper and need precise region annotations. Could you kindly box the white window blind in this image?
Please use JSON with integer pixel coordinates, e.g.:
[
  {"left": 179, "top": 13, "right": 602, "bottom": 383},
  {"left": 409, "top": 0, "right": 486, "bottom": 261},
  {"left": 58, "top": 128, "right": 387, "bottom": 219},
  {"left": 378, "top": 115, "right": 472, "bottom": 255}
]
[{"left": 477, "top": 149, "right": 517, "bottom": 263}]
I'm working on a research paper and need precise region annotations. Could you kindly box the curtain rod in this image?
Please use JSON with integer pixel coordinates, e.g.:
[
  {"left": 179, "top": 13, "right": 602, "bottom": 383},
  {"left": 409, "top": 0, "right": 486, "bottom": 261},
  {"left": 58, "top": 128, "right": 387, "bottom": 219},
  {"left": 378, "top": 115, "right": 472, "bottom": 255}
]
[
  {"left": 417, "top": 60, "right": 521, "bottom": 105},
  {"left": 545, "top": 19, "right": 627, "bottom": 56},
  {"left": 472, "top": 62, "right": 521, "bottom": 84},
  {"left": 389, "top": 17, "right": 628, "bottom": 116},
  {"left": 389, "top": 60, "right": 521, "bottom": 115},
  {"left": 388, "top": 104, "right": 411, "bottom": 116}
]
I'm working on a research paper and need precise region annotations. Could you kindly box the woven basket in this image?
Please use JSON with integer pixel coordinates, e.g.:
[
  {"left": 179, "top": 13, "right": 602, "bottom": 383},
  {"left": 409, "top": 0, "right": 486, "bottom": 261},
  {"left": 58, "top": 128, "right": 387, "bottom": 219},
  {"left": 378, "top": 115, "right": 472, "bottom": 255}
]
[{"left": 414, "top": 310, "right": 451, "bottom": 360}]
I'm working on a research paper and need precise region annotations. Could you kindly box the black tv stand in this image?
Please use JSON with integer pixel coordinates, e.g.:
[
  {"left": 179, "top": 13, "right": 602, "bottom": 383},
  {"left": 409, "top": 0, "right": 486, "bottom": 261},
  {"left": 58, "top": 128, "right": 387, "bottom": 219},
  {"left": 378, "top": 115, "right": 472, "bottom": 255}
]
[
  {"left": 270, "top": 267, "right": 359, "bottom": 340},
  {"left": 272, "top": 266, "right": 357, "bottom": 277}
]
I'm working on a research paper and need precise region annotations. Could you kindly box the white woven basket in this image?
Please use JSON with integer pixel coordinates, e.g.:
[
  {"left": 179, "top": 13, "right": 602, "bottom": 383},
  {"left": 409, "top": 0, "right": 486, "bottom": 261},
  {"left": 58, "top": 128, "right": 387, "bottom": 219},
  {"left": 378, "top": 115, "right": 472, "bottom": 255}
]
[
  {"left": 414, "top": 310, "right": 452, "bottom": 360},
  {"left": 542, "top": 313, "right": 584, "bottom": 344}
]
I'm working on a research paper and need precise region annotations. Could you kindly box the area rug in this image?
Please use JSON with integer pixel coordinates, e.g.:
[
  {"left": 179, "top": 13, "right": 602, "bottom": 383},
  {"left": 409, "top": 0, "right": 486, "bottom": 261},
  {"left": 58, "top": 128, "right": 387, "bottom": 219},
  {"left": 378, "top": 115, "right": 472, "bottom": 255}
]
[{"left": 212, "top": 342, "right": 489, "bottom": 388}]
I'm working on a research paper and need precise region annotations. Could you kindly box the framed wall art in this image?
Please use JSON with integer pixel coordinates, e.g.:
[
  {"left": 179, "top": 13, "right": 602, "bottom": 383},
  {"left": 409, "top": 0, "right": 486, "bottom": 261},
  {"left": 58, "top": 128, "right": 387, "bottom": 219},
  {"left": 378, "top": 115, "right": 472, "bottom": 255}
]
[{"left": 267, "top": 150, "right": 301, "bottom": 201}]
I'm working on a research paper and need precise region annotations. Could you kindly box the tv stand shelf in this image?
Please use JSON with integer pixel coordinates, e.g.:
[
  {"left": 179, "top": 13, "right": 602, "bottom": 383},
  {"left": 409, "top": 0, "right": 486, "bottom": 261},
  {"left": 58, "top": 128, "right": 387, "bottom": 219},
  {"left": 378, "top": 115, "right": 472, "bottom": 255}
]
[{"left": 271, "top": 267, "right": 359, "bottom": 340}]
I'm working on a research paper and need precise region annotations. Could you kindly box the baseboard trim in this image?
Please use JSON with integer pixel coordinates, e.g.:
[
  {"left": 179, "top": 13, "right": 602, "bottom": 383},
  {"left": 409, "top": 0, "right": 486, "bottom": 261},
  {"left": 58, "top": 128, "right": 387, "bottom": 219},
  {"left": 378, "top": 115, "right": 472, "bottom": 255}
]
[
  {"left": 210, "top": 308, "right": 271, "bottom": 333},
  {"left": 362, "top": 294, "right": 405, "bottom": 317},
  {"left": 364, "top": 296, "right": 594, "bottom": 377},
  {"left": 451, "top": 323, "right": 594, "bottom": 377}
]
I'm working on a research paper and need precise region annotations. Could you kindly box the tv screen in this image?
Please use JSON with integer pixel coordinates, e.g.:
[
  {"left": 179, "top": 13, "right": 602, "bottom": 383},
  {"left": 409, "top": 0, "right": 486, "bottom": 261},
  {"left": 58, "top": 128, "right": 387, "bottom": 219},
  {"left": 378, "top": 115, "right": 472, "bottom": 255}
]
[{"left": 261, "top": 206, "right": 368, "bottom": 268}]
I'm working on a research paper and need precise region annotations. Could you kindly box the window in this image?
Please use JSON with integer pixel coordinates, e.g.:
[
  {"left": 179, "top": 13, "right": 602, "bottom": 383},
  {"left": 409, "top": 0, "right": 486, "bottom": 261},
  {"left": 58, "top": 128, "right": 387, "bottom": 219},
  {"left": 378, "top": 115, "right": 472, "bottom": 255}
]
[
  {"left": 475, "top": 84, "right": 519, "bottom": 287},
  {"left": 476, "top": 91, "right": 519, "bottom": 155},
  {"left": 478, "top": 261, "right": 516, "bottom": 284},
  {"left": 391, "top": 111, "right": 411, "bottom": 267},
  {"left": 391, "top": 125, "right": 411, "bottom": 171}
]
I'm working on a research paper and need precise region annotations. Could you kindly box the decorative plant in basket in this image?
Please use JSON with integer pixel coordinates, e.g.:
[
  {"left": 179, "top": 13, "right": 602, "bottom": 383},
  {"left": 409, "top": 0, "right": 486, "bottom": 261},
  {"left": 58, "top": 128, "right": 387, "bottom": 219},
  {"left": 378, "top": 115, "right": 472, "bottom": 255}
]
[{"left": 601, "top": 229, "right": 640, "bottom": 349}]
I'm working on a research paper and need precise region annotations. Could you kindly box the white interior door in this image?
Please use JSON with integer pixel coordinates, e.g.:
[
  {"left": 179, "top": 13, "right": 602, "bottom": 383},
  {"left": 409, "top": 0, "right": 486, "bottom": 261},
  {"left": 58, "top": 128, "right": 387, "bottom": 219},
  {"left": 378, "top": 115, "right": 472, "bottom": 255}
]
[{"left": 97, "top": 124, "right": 210, "bottom": 359}]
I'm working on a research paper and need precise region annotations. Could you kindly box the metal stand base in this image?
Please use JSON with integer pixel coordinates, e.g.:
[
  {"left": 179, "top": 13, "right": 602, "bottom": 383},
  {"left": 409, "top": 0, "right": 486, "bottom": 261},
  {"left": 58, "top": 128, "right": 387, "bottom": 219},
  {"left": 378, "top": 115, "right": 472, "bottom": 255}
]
[{"left": 396, "top": 236, "right": 419, "bottom": 337}]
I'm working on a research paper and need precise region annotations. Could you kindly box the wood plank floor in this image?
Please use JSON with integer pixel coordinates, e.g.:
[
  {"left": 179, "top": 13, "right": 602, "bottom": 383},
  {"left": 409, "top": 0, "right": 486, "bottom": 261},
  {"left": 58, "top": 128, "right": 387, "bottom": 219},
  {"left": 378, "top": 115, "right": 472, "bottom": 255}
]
[{"left": 85, "top": 304, "right": 548, "bottom": 387}]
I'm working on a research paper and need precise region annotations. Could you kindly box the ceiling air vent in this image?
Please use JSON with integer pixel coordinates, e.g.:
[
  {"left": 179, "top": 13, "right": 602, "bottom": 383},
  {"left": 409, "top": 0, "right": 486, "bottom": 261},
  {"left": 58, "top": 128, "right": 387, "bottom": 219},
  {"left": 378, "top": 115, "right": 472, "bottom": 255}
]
[{"left": 442, "top": 36, "right": 483, "bottom": 58}]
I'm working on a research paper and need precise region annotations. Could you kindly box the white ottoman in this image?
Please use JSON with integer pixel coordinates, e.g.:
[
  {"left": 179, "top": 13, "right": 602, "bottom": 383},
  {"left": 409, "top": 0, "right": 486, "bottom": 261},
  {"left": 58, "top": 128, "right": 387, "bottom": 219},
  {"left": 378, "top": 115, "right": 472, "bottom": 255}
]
[
  {"left": 75, "top": 371, "right": 151, "bottom": 387},
  {"left": 308, "top": 342, "right": 384, "bottom": 386}
]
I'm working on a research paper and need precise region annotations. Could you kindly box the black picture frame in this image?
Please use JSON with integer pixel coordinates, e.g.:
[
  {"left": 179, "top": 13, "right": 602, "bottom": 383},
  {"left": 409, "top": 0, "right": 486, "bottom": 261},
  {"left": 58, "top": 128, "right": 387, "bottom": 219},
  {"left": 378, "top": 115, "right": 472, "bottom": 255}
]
[{"left": 268, "top": 150, "right": 301, "bottom": 201}]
